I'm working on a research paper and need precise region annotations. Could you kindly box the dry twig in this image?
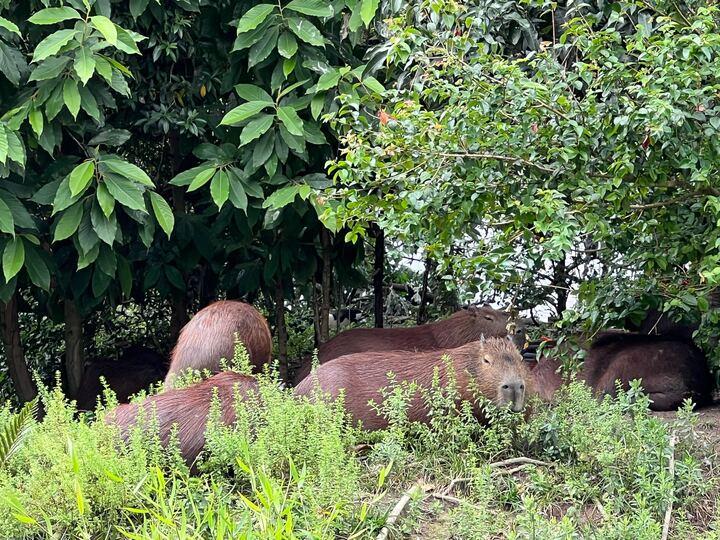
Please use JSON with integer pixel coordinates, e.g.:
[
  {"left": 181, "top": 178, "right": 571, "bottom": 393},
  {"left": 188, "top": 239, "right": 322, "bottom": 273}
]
[
  {"left": 375, "top": 482, "right": 429, "bottom": 540},
  {"left": 661, "top": 434, "right": 677, "bottom": 540},
  {"left": 489, "top": 457, "right": 552, "bottom": 468}
]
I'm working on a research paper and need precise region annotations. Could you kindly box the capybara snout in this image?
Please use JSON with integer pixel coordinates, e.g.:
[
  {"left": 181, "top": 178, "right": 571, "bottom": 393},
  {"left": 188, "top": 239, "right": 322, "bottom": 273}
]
[{"left": 498, "top": 378, "right": 526, "bottom": 412}]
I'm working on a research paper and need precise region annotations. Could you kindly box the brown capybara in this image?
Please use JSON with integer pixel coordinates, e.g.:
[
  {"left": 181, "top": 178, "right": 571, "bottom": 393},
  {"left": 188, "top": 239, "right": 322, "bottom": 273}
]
[
  {"left": 75, "top": 346, "right": 166, "bottom": 411},
  {"left": 292, "top": 306, "right": 527, "bottom": 385},
  {"left": 106, "top": 371, "right": 259, "bottom": 467},
  {"left": 294, "top": 337, "right": 532, "bottom": 430},
  {"left": 530, "top": 333, "right": 712, "bottom": 410},
  {"left": 164, "top": 301, "right": 271, "bottom": 387}
]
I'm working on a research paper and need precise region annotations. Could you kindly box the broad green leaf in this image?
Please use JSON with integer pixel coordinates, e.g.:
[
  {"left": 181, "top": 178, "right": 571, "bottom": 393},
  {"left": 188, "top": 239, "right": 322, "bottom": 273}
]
[
  {"left": 2, "top": 238, "right": 24, "bottom": 281},
  {"left": 24, "top": 247, "right": 50, "bottom": 291},
  {"left": 102, "top": 159, "right": 153, "bottom": 186},
  {"left": 104, "top": 175, "right": 147, "bottom": 212},
  {"left": 149, "top": 192, "right": 174, "bottom": 238},
  {"left": 285, "top": 0, "right": 333, "bottom": 17},
  {"left": 228, "top": 176, "right": 248, "bottom": 212},
  {"left": 360, "top": 0, "right": 380, "bottom": 26},
  {"left": 90, "top": 16, "right": 117, "bottom": 45},
  {"left": 129, "top": 0, "right": 150, "bottom": 18},
  {"left": 253, "top": 131, "right": 275, "bottom": 167},
  {"left": 78, "top": 213, "right": 99, "bottom": 254},
  {"left": 53, "top": 203, "right": 83, "bottom": 241},
  {"left": 0, "top": 16, "right": 20, "bottom": 36},
  {"left": 28, "top": 7, "right": 81, "bottom": 25},
  {"left": 96, "top": 182, "right": 115, "bottom": 217},
  {"left": 96, "top": 246, "right": 117, "bottom": 277},
  {"left": 52, "top": 175, "right": 81, "bottom": 214},
  {"left": 117, "top": 256, "right": 132, "bottom": 297},
  {"left": 94, "top": 57, "right": 113, "bottom": 82},
  {"left": 0, "top": 125, "right": 6, "bottom": 165},
  {"left": 362, "top": 75, "right": 385, "bottom": 95},
  {"left": 310, "top": 92, "right": 324, "bottom": 119},
  {"left": 88, "top": 129, "right": 131, "bottom": 147},
  {"left": 90, "top": 204, "right": 117, "bottom": 245},
  {"left": 236, "top": 4, "right": 276, "bottom": 33},
  {"left": 187, "top": 168, "right": 215, "bottom": 192},
  {"left": 277, "top": 106, "right": 304, "bottom": 136},
  {"left": 277, "top": 32, "right": 298, "bottom": 58},
  {"left": 69, "top": 161, "right": 95, "bottom": 197},
  {"left": 74, "top": 47, "right": 95, "bottom": 85},
  {"left": 63, "top": 78, "right": 81, "bottom": 119},
  {"left": 0, "top": 191, "right": 35, "bottom": 231},
  {"left": 279, "top": 124, "right": 305, "bottom": 153},
  {"left": 0, "top": 197, "right": 14, "bottom": 235},
  {"left": 28, "top": 56, "right": 71, "bottom": 82},
  {"left": 77, "top": 243, "right": 99, "bottom": 269},
  {"left": 169, "top": 164, "right": 215, "bottom": 186},
  {"left": 283, "top": 57, "right": 296, "bottom": 77},
  {"left": 232, "top": 24, "right": 266, "bottom": 51},
  {"left": 316, "top": 69, "right": 341, "bottom": 91},
  {"left": 234, "top": 84, "right": 273, "bottom": 103},
  {"left": 220, "top": 101, "right": 271, "bottom": 126},
  {"left": 114, "top": 27, "right": 142, "bottom": 55},
  {"left": 240, "top": 114, "right": 274, "bottom": 146},
  {"left": 45, "top": 84, "right": 65, "bottom": 120},
  {"left": 78, "top": 85, "right": 100, "bottom": 122},
  {"left": 210, "top": 170, "right": 229, "bottom": 210},
  {"left": 92, "top": 266, "right": 111, "bottom": 296},
  {"left": 6, "top": 132, "right": 25, "bottom": 167},
  {"left": 262, "top": 185, "right": 301, "bottom": 209},
  {"left": 287, "top": 17, "right": 324, "bottom": 47},
  {"left": 28, "top": 109, "right": 43, "bottom": 137},
  {"left": 32, "top": 29, "right": 77, "bottom": 63},
  {"left": 248, "top": 26, "right": 278, "bottom": 68}
]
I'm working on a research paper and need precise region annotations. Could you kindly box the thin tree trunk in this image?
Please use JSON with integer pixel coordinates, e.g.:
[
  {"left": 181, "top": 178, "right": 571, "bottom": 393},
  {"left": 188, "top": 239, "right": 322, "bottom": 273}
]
[
  {"left": 319, "top": 228, "right": 332, "bottom": 343},
  {"left": 64, "top": 299, "right": 84, "bottom": 398},
  {"left": 274, "top": 279, "right": 288, "bottom": 381},
  {"left": 1, "top": 293, "right": 36, "bottom": 402},
  {"left": 417, "top": 255, "right": 435, "bottom": 325},
  {"left": 552, "top": 257, "right": 569, "bottom": 316},
  {"left": 169, "top": 295, "right": 189, "bottom": 343},
  {"left": 373, "top": 225, "right": 385, "bottom": 328},
  {"left": 312, "top": 279, "right": 321, "bottom": 347}
]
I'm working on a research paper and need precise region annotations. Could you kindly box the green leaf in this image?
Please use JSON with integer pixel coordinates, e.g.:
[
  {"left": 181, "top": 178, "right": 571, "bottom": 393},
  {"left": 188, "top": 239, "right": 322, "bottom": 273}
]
[
  {"left": 69, "top": 161, "right": 95, "bottom": 197},
  {"left": 90, "top": 16, "right": 117, "bottom": 45},
  {"left": 220, "top": 101, "right": 271, "bottom": 126},
  {"left": 117, "top": 255, "right": 132, "bottom": 297},
  {"left": 96, "top": 246, "right": 116, "bottom": 277},
  {"left": 28, "top": 7, "right": 81, "bottom": 25},
  {"left": 90, "top": 203, "right": 117, "bottom": 246},
  {"left": 129, "top": 0, "right": 150, "bottom": 18},
  {"left": 63, "top": 78, "right": 81, "bottom": 119},
  {"left": 253, "top": 131, "right": 275, "bottom": 167},
  {"left": 240, "top": 114, "right": 274, "bottom": 146},
  {"left": 52, "top": 176, "right": 81, "bottom": 214},
  {"left": 77, "top": 243, "right": 99, "bottom": 269},
  {"left": 24, "top": 247, "right": 50, "bottom": 291},
  {"left": 228, "top": 176, "right": 248, "bottom": 212},
  {"left": 94, "top": 57, "right": 113, "bottom": 82},
  {"left": 283, "top": 57, "right": 296, "bottom": 77},
  {"left": 285, "top": 0, "right": 333, "bottom": 17},
  {"left": 149, "top": 192, "right": 174, "bottom": 238},
  {"left": 311, "top": 92, "right": 324, "bottom": 119},
  {"left": 234, "top": 84, "right": 273, "bottom": 103},
  {"left": 262, "top": 185, "right": 300, "bottom": 209},
  {"left": 169, "top": 164, "right": 215, "bottom": 187},
  {"left": 316, "top": 69, "right": 341, "bottom": 91},
  {"left": 54, "top": 203, "right": 83, "bottom": 241},
  {"left": 114, "top": 27, "right": 142, "bottom": 55},
  {"left": 32, "top": 29, "right": 77, "bottom": 63},
  {"left": 74, "top": 47, "right": 95, "bottom": 85},
  {"left": 287, "top": 17, "right": 324, "bottom": 47},
  {"left": 101, "top": 159, "right": 153, "bottom": 187},
  {"left": 0, "top": 125, "right": 6, "bottom": 165},
  {"left": 277, "top": 106, "right": 304, "bottom": 136},
  {"left": 28, "top": 109, "right": 43, "bottom": 137},
  {"left": 88, "top": 129, "right": 131, "bottom": 147},
  {"left": 0, "top": 197, "right": 14, "bottom": 235},
  {"left": 362, "top": 76, "right": 385, "bottom": 95},
  {"left": 92, "top": 266, "right": 111, "bottom": 296},
  {"left": 360, "top": 0, "right": 380, "bottom": 26},
  {"left": 187, "top": 168, "right": 215, "bottom": 192},
  {"left": 45, "top": 84, "right": 65, "bottom": 121},
  {"left": 2, "top": 238, "right": 24, "bottom": 283},
  {"left": 0, "top": 16, "right": 20, "bottom": 36},
  {"left": 78, "top": 85, "right": 100, "bottom": 122},
  {"left": 210, "top": 170, "right": 230, "bottom": 210},
  {"left": 104, "top": 175, "right": 147, "bottom": 212},
  {"left": 279, "top": 124, "right": 306, "bottom": 153},
  {"left": 6, "top": 132, "right": 25, "bottom": 167},
  {"left": 248, "top": 26, "right": 278, "bottom": 68},
  {"left": 236, "top": 4, "right": 276, "bottom": 33},
  {"left": 278, "top": 32, "right": 298, "bottom": 58},
  {"left": 96, "top": 182, "right": 115, "bottom": 217},
  {"left": 28, "top": 56, "right": 71, "bottom": 82}
]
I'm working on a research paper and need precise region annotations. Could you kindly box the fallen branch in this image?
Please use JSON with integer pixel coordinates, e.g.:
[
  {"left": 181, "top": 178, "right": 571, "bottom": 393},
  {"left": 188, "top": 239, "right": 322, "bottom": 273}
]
[
  {"left": 442, "top": 477, "right": 472, "bottom": 495},
  {"left": 375, "top": 482, "right": 428, "bottom": 540},
  {"left": 491, "top": 464, "right": 537, "bottom": 476},
  {"left": 489, "top": 457, "right": 552, "bottom": 468},
  {"left": 661, "top": 434, "right": 677, "bottom": 540},
  {"left": 432, "top": 492, "right": 463, "bottom": 505}
]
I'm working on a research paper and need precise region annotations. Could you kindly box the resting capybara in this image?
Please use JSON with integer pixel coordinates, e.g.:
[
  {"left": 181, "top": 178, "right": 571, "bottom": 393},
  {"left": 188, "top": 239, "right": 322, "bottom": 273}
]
[
  {"left": 75, "top": 345, "right": 166, "bottom": 411},
  {"left": 294, "top": 337, "right": 532, "bottom": 430},
  {"left": 164, "top": 301, "right": 272, "bottom": 387},
  {"left": 106, "top": 371, "right": 259, "bottom": 467},
  {"left": 530, "top": 333, "right": 712, "bottom": 410},
  {"left": 292, "top": 306, "right": 527, "bottom": 385}
]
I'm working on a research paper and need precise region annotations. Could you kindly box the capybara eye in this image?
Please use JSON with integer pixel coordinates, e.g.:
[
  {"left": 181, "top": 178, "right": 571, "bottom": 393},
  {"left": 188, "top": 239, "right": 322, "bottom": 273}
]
[
  {"left": 483, "top": 357, "right": 491, "bottom": 364},
  {"left": 502, "top": 384, "right": 509, "bottom": 390},
  {"left": 520, "top": 384, "right": 525, "bottom": 390},
  {"left": 484, "top": 315, "right": 494, "bottom": 321}
]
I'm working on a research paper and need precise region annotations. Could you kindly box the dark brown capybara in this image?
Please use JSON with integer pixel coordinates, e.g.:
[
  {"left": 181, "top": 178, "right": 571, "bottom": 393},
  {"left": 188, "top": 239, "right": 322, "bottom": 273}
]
[
  {"left": 164, "top": 300, "right": 272, "bottom": 387},
  {"left": 294, "top": 337, "right": 532, "bottom": 430},
  {"left": 106, "top": 371, "right": 259, "bottom": 467},
  {"left": 530, "top": 333, "right": 712, "bottom": 411},
  {"left": 292, "top": 306, "right": 527, "bottom": 385},
  {"left": 75, "top": 345, "right": 166, "bottom": 411}
]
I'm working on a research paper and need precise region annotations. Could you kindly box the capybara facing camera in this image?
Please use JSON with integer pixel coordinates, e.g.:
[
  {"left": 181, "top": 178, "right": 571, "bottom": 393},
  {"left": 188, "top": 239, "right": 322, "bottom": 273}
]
[
  {"left": 164, "top": 301, "right": 272, "bottom": 387},
  {"left": 294, "top": 337, "right": 532, "bottom": 430}
]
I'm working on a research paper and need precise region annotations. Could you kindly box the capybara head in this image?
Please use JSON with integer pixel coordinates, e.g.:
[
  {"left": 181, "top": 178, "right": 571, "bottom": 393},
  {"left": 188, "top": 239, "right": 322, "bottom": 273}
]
[
  {"left": 459, "top": 306, "right": 528, "bottom": 349},
  {"left": 472, "top": 336, "right": 530, "bottom": 412}
]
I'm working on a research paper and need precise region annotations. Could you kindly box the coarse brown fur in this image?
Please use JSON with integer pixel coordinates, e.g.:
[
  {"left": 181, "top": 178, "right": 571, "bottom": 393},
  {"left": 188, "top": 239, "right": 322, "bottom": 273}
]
[
  {"left": 292, "top": 306, "right": 525, "bottom": 385},
  {"left": 530, "top": 332, "right": 713, "bottom": 411},
  {"left": 294, "top": 337, "right": 532, "bottom": 430},
  {"left": 75, "top": 346, "right": 166, "bottom": 411},
  {"left": 164, "top": 301, "right": 272, "bottom": 387},
  {"left": 106, "top": 371, "right": 259, "bottom": 467}
]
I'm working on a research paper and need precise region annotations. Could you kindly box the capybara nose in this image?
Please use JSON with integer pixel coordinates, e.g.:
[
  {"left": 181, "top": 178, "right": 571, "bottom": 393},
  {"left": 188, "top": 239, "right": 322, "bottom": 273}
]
[{"left": 501, "top": 381, "right": 525, "bottom": 412}]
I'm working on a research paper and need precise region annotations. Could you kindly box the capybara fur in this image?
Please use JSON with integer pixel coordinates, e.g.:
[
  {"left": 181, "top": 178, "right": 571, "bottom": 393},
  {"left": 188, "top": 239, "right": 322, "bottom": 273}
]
[
  {"left": 292, "top": 306, "right": 526, "bottom": 385},
  {"left": 164, "top": 301, "right": 271, "bottom": 387},
  {"left": 530, "top": 333, "right": 712, "bottom": 411},
  {"left": 106, "top": 371, "right": 259, "bottom": 467},
  {"left": 75, "top": 346, "right": 166, "bottom": 411},
  {"left": 294, "top": 337, "right": 532, "bottom": 430}
]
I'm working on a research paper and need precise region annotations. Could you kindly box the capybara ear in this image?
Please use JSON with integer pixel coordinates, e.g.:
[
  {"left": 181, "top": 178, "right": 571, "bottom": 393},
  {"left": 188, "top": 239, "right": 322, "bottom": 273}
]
[{"left": 467, "top": 305, "right": 478, "bottom": 316}]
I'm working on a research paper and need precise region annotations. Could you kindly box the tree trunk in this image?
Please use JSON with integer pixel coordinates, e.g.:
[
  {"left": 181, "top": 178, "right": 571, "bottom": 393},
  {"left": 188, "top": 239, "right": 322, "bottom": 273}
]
[
  {"left": 274, "top": 279, "right": 288, "bottom": 381},
  {"left": 552, "top": 257, "right": 569, "bottom": 316},
  {"left": 64, "top": 299, "right": 84, "bottom": 398},
  {"left": 169, "top": 295, "right": 189, "bottom": 343},
  {"left": 319, "top": 228, "right": 332, "bottom": 343},
  {"left": 1, "top": 293, "right": 36, "bottom": 402},
  {"left": 417, "top": 255, "right": 435, "bottom": 325},
  {"left": 373, "top": 225, "right": 385, "bottom": 328}
]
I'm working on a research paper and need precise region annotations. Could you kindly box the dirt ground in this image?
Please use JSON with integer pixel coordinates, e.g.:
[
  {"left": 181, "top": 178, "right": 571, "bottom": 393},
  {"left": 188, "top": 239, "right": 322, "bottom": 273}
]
[{"left": 654, "top": 400, "right": 720, "bottom": 451}]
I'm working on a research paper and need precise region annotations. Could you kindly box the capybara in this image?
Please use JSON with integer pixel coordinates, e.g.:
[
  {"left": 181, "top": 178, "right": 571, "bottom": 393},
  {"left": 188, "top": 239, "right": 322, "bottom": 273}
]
[
  {"left": 164, "top": 301, "right": 272, "bottom": 387},
  {"left": 106, "top": 371, "right": 259, "bottom": 467},
  {"left": 294, "top": 337, "right": 532, "bottom": 430},
  {"left": 292, "top": 306, "right": 527, "bottom": 385},
  {"left": 75, "top": 345, "right": 166, "bottom": 411},
  {"left": 530, "top": 333, "right": 712, "bottom": 410}
]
